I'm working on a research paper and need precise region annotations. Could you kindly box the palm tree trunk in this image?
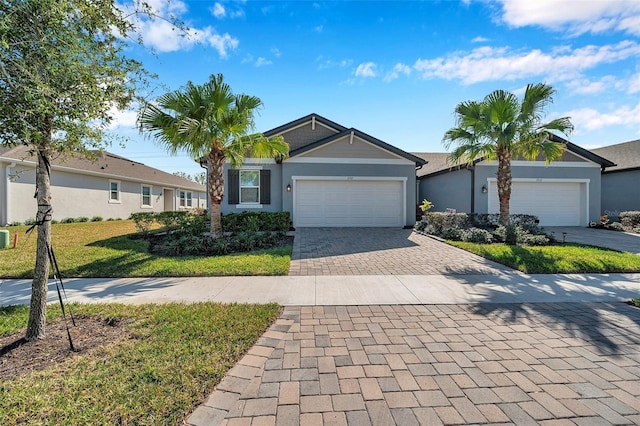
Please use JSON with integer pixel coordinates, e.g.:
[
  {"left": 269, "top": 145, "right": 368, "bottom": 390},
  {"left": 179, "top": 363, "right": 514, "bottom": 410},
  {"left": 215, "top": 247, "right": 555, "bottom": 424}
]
[
  {"left": 496, "top": 146, "right": 512, "bottom": 226},
  {"left": 26, "top": 141, "right": 52, "bottom": 340},
  {"left": 207, "top": 150, "right": 226, "bottom": 237}
]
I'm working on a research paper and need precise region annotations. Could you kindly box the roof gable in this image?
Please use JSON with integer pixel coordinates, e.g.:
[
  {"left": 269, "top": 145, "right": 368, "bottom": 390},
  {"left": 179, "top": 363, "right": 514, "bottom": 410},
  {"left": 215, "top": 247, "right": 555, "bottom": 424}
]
[
  {"left": 264, "top": 113, "right": 425, "bottom": 166},
  {"left": 413, "top": 137, "right": 615, "bottom": 178},
  {"left": 290, "top": 128, "right": 426, "bottom": 166}
]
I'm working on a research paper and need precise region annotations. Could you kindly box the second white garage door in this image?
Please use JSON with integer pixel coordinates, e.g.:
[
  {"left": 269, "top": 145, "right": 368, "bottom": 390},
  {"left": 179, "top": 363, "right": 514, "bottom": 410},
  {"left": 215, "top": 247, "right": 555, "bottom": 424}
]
[
  {"left": 294, "top": 179, "right": 404, "bottom": 227},
  {"left": 488, "top": 180, "right": 585, "bottom": 226}
]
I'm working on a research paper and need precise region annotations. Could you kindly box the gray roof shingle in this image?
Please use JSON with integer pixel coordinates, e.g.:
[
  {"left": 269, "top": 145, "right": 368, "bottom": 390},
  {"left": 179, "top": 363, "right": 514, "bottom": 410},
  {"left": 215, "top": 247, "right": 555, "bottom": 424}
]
[
  {"left": 0, "top": 145, "right": 206, "bottom": 191},
  {"left": 591, "top": 139, "right": 640, "bottom": 172}
]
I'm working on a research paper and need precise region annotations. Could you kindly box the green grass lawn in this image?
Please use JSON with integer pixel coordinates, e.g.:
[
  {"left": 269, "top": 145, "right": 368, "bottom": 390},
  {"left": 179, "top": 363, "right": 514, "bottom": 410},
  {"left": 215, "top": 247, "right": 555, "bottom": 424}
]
[
  {"left": 450, "top": 241, "right": 640, "bottom": 273},
  {"left": 0, "top": 303, "right": 280, "bottom": 425},
  {"left": 0, "top": 221, "right": 291, "bottom": 278}
]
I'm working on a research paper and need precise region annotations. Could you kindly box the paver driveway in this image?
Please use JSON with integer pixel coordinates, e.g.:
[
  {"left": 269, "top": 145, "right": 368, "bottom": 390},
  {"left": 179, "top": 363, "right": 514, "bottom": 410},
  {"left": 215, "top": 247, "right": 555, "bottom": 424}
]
[
  {"left": 546, "top": 226, "right": 640, "bottom": 255},
  {"left": 289, "top": 228, "right": 511, "bottom": 276},
  {"left": 188, "top": 302, "right": 640, "bottom": 425}
]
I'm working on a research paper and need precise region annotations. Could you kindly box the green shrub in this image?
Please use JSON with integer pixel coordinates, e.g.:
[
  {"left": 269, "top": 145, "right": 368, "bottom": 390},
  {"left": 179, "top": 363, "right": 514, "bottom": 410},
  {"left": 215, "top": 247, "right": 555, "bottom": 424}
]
[
  {"left": 50, "top": 219, "right": 59, "bottom": 224},
  {"left": 422, "top": 212, "right": 469, "bottom": 234},
  {"left": 91, "top": 216, "right": 103, "bottom": 222},
  {"left": 494, "top": 225, "right": 550, "bottom": 246},
  {"left": 608, "top": 221, "right": 624, "bottom": 231},
  {"left": 156, "top": 211, "right": 190, "bottom": 230},
  {"left": 633, "top": 226, "right": 640, "bottom": 234},
  {"left": 222, "top": 212, "right": 290, "bottom": 233},
  {"left": 619, "top": 211, "right": 640, "bottom": 229},
  {"left": 76, "top": 217, "right": 89, "bottom": 222},
  {"left": 440, "top": 227, "right": 462, "bottom": 240},
  {"left": 469, "top": 213, "right": 539, "bottom": 228},
  {"left": 60, "top": 217, "right": 75, "bottom": 224},
  {"left": 460, "top": 227, "right": 493, "bottom": 243},
  {"left": 129, "top": 212, "right": 155, "bottom": 236}
]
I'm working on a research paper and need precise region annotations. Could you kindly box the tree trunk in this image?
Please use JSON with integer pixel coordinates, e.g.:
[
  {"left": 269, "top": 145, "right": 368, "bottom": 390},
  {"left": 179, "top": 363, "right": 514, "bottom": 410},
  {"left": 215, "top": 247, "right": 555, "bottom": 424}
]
[
  {"left": 496, "top": 146, "right": 512, "bottom": 226},
  {"left": 207, "top": 149, "right": 226, "bottom": 237},
  {"left": 26, "top": 142, "right": 52, "bottom": 341}
]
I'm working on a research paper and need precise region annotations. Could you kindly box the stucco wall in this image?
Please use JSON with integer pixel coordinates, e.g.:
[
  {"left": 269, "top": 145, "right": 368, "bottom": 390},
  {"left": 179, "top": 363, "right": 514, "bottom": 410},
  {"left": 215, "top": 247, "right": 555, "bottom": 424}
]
[
  {"left": 418, "top": 169, "right": 472, "bottom": 214},
  {"left": 3, "top": 164, "right": 205, "bottom": 224},
  {"left": 601, "top": 170, "right": 640, "bottom": 219},
  {"left": 282, "top": 162, "right": 417, "bottom": 226}
]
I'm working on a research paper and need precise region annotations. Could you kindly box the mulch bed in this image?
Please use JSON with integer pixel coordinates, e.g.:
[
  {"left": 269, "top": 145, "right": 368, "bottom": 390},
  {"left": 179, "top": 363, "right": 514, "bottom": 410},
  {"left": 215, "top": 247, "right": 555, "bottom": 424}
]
[{"left": 0, "top": 315, "right": 130, "bottom": 381}]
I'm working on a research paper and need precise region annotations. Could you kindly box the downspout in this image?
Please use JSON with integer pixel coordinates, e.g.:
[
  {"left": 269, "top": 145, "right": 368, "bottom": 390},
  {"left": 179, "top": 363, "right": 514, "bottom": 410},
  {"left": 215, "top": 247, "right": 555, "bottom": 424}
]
[
  {"left": 4, "top": 162, "right": 16, "bottom": 225},
  {"left": 199, "top": 157, "right": 209, "bottom": 215}
]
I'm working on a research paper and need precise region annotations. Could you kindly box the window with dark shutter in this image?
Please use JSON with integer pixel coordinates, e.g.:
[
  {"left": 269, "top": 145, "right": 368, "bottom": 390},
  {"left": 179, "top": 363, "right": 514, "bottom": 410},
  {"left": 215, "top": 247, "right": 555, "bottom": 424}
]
[
  {"left": 228, "top": 169, "right": 239, "bottom": 204},
  {"left": 260, "top": 170, "right": 271, "bottom": 205}
]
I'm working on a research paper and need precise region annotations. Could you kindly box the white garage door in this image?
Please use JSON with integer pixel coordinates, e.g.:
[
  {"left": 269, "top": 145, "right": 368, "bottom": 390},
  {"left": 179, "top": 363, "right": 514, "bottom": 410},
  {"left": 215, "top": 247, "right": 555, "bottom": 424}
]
[
  {"left": 294, "top": 179, "right": 404, "bottom": 227},
  {"left": 488, "top": 181, "right": 584, "bottom": 226}
]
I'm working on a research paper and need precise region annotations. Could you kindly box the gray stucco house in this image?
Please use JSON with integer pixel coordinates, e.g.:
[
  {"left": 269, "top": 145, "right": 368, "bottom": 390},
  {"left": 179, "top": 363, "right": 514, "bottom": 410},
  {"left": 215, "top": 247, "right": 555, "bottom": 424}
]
[
  {"left": 592, "top": 139, "right": 640, "bottom": 218},
  {"left": 0, "top": 145, "right": 206, "bottom": 225},
  {"left": 413, "top": 140, "right": 615, "bottom": 227},
  {"left": 222, "top": 113, "right": 426, "bottom": 227}
]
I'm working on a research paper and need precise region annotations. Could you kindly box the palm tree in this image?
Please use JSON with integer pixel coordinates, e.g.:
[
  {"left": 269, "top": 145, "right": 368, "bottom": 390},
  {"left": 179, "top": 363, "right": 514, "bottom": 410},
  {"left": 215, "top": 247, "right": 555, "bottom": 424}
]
[
  {"left": 138, "top": 74, "right": 289, "bottom": 236},
  {"left": 443, "top": 83, "right": 574, "bottom": 225}
]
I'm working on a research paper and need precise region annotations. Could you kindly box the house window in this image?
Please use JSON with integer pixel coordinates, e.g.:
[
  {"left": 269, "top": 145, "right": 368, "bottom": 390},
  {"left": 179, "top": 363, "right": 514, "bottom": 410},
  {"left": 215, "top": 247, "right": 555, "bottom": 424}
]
[
  {"left": 240, "top": 170, "right": 260, "bottom": 204},
  {"left": 109, "top": 180, "right": 120, "bottom": 203},
  {"left": 179, "top": 191, "right": 193, "bottom": 208},
  {"left": 141, "top": 185, "right": 151, "bottom": 207}
]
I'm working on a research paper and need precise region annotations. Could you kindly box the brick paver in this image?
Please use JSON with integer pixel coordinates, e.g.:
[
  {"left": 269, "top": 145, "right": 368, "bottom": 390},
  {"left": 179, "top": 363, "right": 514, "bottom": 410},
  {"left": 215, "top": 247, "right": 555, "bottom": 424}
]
[
  {"left": 188, "top": 302, "right": 640, "bottom": 425},
  {"left": 288, "top": 228, "right": 511, "bottom": 275}
]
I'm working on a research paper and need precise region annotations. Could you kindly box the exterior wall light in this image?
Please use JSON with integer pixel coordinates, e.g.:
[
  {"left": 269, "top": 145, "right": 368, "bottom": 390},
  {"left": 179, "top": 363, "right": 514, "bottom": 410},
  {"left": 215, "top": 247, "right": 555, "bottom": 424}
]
[
  {"left": 481, "top": 185, "right": 488, "bottom": 193},
  {"left": 286, "top": 183, "right": 292, "bottom": 192}
]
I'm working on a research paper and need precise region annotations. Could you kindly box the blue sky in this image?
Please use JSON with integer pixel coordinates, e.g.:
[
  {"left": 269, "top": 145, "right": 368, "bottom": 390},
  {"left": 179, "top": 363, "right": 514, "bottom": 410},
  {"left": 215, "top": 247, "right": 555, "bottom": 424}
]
[{"left": 110, "top": 0, "right": 640, "bottom": 177}]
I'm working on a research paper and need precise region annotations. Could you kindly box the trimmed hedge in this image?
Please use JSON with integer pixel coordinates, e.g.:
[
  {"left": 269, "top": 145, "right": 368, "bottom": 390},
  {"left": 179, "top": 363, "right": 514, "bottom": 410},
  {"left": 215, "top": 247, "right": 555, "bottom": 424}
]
[
  {"left": 222, "top": 212, "right": 290, "bottom": 233},
  {"left": 619, "top": 211, "right": 640, "bottom": 229}
]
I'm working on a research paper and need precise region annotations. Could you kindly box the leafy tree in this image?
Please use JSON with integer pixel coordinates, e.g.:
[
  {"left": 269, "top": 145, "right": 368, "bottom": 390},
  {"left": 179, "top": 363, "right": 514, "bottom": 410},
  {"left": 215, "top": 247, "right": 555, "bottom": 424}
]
[
  {"left": 0, "top": 0, "right": 161, "bottom": 340},
  {"left": 173, "top": 171, "right": 206, "bottom": 185},
  {"left": 443, "top": 83, "right": 574, "bottom": 225},
  {"left": 138, "top": 73, "right": 289, "bottom": 236}
]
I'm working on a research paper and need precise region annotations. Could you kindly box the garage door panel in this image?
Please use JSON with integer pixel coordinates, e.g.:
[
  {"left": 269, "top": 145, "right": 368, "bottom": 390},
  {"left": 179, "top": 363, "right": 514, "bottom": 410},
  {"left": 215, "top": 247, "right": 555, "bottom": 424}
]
[
  {"left": 295, "top": 179, "right": 404, "bottom": 227},
  {"left": 488, "top": 181, "right": 583, "bottom": 226}
]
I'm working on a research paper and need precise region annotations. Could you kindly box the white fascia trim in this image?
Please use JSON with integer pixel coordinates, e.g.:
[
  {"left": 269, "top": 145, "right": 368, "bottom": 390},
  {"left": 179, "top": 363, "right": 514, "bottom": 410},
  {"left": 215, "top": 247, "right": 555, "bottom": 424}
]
[
  {"left": 276, "top": 120, "right": 341, "bottom": 136},
  {"left": 292, "top": 135, "right": 410, "bottom": 162},
  {"left": 486, "top": 177, "right": 591, "bottom": 183},
  {"left": 292, "top": 176, "right": 408, "bottom": 182},
  {"left": 477, "top": 160, "right": 600, "bottom": 168},
  {"left": 286, "top": 157, "right": 414, "bottom": 165},
  {"left": 225, "top": 158, "right": 276, "bottom": 165}
]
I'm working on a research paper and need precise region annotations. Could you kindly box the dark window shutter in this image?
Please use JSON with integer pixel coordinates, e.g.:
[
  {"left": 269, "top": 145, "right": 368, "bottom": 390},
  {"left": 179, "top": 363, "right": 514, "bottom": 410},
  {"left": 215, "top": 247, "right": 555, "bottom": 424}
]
[
  {"left": 260, "top": 170, "right": 271, "bottom": 205},
  {"left": 228, "top": 169, "right": 239, "bottom": 204}
]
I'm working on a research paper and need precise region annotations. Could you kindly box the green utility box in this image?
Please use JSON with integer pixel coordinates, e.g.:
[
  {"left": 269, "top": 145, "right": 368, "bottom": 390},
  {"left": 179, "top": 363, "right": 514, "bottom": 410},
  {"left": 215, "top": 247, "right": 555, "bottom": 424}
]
[{"left": 0, "top": 230, "right": 9, "bottom": 249}]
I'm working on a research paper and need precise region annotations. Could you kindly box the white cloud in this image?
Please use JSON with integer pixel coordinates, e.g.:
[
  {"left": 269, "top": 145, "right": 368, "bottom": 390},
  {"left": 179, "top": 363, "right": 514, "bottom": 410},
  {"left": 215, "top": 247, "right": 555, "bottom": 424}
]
[
  {"left": 120, "top": 0, "right": 239, "bottom": 56},
  {"left": 564, "top": 102, "right": 640, "bottom": 131},
  {"left": 316, "top": 56, "right": 351, "bottom": 70},
  {"left": 315, "top": 25, "right": 324, "bottom": 33},
  {"left": 565, "top": 76, "right": 616, "bottom": 95},
  {"left": 107, "top": 107, "right": 138, "bottom": 130},
  {"left": 211, "top": 2, "right": 226, "bottom": 18},
  {"left": 498, "top": 0, "right": 640, "bottom": 36},
  {"left": 254, "top": 57, "right": 272, "bottom": 67},
  {"left": 412, "top": 41, "right": 640, "bottom": 85},
  {"left": 384, "top": 63, "right": 411, "bottom": 82},
  {"left": 354, "top": 62, "right": 377, "bottom": 78},
  {"left": 271, "top": 47, "right": 282, "bottom": 58},
  {"left": 629, "top": 73, "right": 640, "bottom": 94},
  {"left": 471, "top": 36, "right": 490, "bottom": 43}
]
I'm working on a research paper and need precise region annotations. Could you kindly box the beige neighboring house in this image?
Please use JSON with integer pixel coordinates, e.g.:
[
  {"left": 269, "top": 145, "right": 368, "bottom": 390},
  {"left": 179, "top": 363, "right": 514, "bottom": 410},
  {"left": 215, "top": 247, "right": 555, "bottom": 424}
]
[{"left": 0, "top": 145, "right": 206, "bottom": 225}]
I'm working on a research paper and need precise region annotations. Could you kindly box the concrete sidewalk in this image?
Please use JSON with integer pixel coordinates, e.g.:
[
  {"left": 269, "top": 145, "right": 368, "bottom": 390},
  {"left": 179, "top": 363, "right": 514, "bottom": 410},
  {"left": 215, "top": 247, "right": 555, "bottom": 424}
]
[{"left": 2, "top": 273, "right": 640, "bottom": 307}]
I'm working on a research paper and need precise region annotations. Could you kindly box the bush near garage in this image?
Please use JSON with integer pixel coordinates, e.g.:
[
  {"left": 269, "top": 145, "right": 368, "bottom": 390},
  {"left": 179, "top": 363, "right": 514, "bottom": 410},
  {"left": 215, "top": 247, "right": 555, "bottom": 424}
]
[
  {"left": 619, "top": 211, "right": 640, "bottom": 233},
  {"left": 414, "top": 212, "right": 550, "bottom": 246}
]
